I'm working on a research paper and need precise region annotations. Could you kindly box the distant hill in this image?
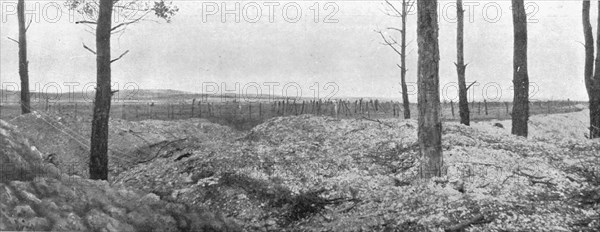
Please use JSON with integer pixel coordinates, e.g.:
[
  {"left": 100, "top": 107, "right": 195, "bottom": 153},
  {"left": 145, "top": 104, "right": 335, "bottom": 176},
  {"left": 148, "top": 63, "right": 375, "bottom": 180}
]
[
  {"left": 0, "top": 89, "right": 294, "bottom": 104},
  {"left": 1, "top": 89, "right": 586, "bottom": 105}
]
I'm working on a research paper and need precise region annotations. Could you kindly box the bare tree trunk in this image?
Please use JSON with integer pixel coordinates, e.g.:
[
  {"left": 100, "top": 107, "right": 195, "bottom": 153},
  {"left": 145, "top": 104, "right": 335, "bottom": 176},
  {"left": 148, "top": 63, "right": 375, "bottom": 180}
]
[
  {"left": 17, "top": 0, "right": 30, "bottom": 114},
  {"left": 417, "top": 0, "right": 443, "bottom": 179},
  {"left": 400, "top": 0, "right": 411, "bottom": 119},
  {"left": 511, "top": 0, "right": 529, "bottom": 137},
  {"left": 456, "top": 0, "right": 469, "bottom": 125},
  {"left": 585, "top": 0, "right": 600, "bottom": 138},
  {"left": 89, "top": 0, "right": 113, "bottom": 180}
]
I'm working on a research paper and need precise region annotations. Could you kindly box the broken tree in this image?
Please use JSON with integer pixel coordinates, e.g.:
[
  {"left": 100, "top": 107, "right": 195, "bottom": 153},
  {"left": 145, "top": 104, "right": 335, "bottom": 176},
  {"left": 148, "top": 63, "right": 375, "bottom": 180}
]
[
  {"left": 455, "top": 0, "right": 470, "bottom": 126},
  {"left": 9, "top": 0, "right": 32, "bottom": 114},
  {"left": 379, "top": 0, "right": 413, "bottom": 119}
]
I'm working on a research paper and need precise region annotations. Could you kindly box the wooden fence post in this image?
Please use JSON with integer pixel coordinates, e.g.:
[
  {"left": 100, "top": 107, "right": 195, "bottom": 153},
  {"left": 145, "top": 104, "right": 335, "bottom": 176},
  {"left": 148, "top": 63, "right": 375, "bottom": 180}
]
[
  {"left": 179, "top": 103, "right": 183, "bottom": 119},
  {"left": 191, "top": 99, "right": 196, "bottom": 118},
  {"left": 249, "top": 103, "right": 252, "bottom": 119},
  {"left": 359, "top": 99, "right": 363, "bottom": 115},
  {"left": 199, "top": 102, "right": 202, "bottom": 118},
  {"left": 121, "top": 103, "right": 126, "bottom": 119},
  {"left": 366, "top": 101, "right": 370, "bottom": 118},
  {"left": 294, "top": 100, "right": 298, "bottom": 115},
  {"left": 318, "top": 99, "right": 322, "bottom": 115},
  {"left": 484, "top": 100, "right": 488, "bottom": 115},
  {"left": 336, "top": 100, "right": 341, "bottom": 118},
  {"left": 276, "top": 101, "right": 280, "bottom": 115},
  {"left": 450, "top": 100, "right": 455, "bottom": 118}
]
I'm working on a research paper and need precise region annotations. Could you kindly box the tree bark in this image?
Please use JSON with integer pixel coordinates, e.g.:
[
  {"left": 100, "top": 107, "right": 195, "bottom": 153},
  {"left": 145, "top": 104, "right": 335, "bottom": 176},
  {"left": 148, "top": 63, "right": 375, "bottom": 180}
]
[
  {"left": 89, "top": 0, "right": 113, "bottom": 180},
  {"left": 456, "top": 0, "right": 469, "bottom": 125},
  {"left": 17, "top": 0, "right": 30, "bottom": 114},
  {"left": 586, "top": 0, "right": 600, "bottom": 138},
  {"left": 511, "top": 0, "right": 529, "bottom": 137},
  {"left": 400, "top": 0, "right": 411, "bottom": 119},
  {"left": 417, "top": 0, "right": 443, "bottom": 179}
]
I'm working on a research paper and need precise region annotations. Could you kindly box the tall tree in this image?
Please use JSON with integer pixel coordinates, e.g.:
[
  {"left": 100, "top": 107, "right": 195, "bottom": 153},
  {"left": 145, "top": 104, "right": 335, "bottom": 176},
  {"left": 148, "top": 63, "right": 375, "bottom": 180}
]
[
  {"left": 17, "top": 0, "right": 30, "bottom": 114},
  {"left": 69, "top": 0, "right": 178, "bottom": 180},
  {"left": 455, "top": 0, "right": 470, "bottom": 125},
  {"left": 582, "top": 0, "right": 600, "bottom": 138},
  {"left": 89, "top": 0, "right": 113, "bottom": 180},
  {"left": 378, "top": 0, "right": 412, "bottom": 119},
  {"left": 417, "top": 0, "right": 442, "bottom": 179},
  {"left": 511, "top": 0, "right": 529, "bottom": 137}
]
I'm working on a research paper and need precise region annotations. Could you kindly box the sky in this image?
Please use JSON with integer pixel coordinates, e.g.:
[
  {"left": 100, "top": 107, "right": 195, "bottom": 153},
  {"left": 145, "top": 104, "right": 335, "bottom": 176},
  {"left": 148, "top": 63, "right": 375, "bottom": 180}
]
[{"left": 0, "top": 0, "right": 594, "bottom": 102}]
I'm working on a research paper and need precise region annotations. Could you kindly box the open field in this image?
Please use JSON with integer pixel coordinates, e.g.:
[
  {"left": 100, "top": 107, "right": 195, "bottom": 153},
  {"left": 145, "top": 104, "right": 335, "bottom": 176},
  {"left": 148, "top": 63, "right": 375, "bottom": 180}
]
[{"left": 0, "top": 91, "right": 587, "bottom": 130}]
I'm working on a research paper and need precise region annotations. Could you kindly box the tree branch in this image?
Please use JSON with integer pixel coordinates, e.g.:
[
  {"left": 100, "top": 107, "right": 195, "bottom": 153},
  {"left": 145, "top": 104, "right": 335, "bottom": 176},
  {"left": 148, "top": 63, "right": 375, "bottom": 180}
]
[
  {"left": 82, "top": 43, "right": 96, "bottom": 55},
  {"left": 111, "top": 11, "right": 150, "bottom": 32},
  {"left": 396, "top": 64, "right": 407, "bottom": 72},
  {"left": 25, "top": 18, "right": 33, "bottom": 31},
  {"left": 76, "top": 20, "right": 97, "bottom": 25},
  {"left": 454, "top": 62, "right": 469, "bottom": 68},
  {"left": 387, "top": 27, "right": 403, "bottom": 34},
  {"left": 384, "top": 0, "right": 403, "bottom": 17},
  {"left": 466, "top": 81, "right": 478, "bottom": 90},
  {"left": 111, "top": 50, "right": 130, "bottom": 63},
  {"left": 7, "top": 37, "right": 19, "bottom": 44},
  {"left": 375, "top": 30, "right": 403, "bottom": 56}
]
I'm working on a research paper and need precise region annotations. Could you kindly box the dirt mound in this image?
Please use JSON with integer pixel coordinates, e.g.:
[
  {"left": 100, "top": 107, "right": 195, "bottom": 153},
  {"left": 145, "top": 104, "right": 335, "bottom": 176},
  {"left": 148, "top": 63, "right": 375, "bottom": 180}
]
[
  {"left": 0, "top": 119, "right": 240, "bottom": 231},
  {"left": 9, "top": 112, "right": 89, "bottom": 178},
  {"left": 10, "top": 111, "right": 239, "bottom": 179},
  {"left": 479, "top": 109, "right": 591, "bottom": 142},
  {"left": 113, "top": 113, "right": 600, "bottom": 231},
  {"left": 0, "top": 119, "right": 60, "bottom": 183}
]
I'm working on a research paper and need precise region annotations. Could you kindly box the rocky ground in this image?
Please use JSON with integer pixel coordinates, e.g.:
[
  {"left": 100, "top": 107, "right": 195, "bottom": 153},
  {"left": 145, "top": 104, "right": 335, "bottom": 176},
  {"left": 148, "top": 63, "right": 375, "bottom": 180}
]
[
  {"left": 2, "top": 107, "right": 599, "bottom": 231},
  {"left": 0, "top": 118, "right": 240, "bottom": 231}
]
